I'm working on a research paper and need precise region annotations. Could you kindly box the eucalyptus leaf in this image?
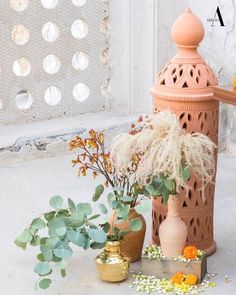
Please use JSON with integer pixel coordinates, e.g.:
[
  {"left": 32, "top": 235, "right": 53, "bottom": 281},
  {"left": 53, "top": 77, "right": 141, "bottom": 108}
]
[
  {"left": 54, "top": 246, "right": 73, "bottom": 259},
  {"left": 15, "top": 229, "right": 32, "bottom": 245},
  {"left": 30, "top": 235, "right": 41, "bottom": 246},
  {"left": 52, "top": 255, "right": 62, "bottom": 263},
  {"left": 111, "top": 200, "right": 118, "bottom": 209},
  {"left": 102, "top": 222, "right": 110, "bottom": 233},
  {"left": 129, "top": 218, "right": 142, "bottom": 232},
  {"left": 77, "top": 203, "right": 92, "bottom": 216},
  {"left": 44, "top": 211, "right": 56, "bottom": 222},
  {"left": 145, "top": 184, "right": 155, "bottom": 195},
  {"left": 49, "top": 196, "right": 63, "bottom": 210},
  {"left": 93, "top": 184, "right": 104, "bottom": 202},
  {"left": 48, "top": 217, "right": 66, "bottom": 237},
  {"left": 98, "top": 203, "right": 108, "bottom": 214},
  {"left": 31, "top": 218, "right": 46, "bottom": 230},
  {"left": 121, "top": 204, "right": 131, "bottom": 220},
  {"left": 39, "top": 278, "right": 52, "bottom": 289},
  {"left": 57, "top": 260, "right": 67, "bottom": 270},
  {"left": 120, "top": 195, "right": 134, "bottom": 202},
  {"left": 37, "top": 253, "right": 45, "bottom": 262},
  {"left": 182, "top": 165, "right": 190, "bottom": 181},
  {"left": 88, "top": 214, "right": 100, "bottom": 221},
  {"left": 135, "top": 200, "right": 151, "bottom": 214},
  {"left": 14, "top": 239, "right": 27, "bottom": 250},
  {"left": 90, "top": 242, "right": 106, "bottom": 249},
  {"left": 68, "top": 198, "right": 76, "bottom": 212},
  {"left": 164, "top": 179, "right": 175, "bottom": 192},
  {"left": 162, "top": 189, "right": 169, "bottom": 204},
  {"left": 34, "top": 262, "right": 52, "bottom": 276},
  {"left": 107, "top": 192, "right": 115, "bottom": 205},
  {"left": 88, "top": 228, "right": 107, "bottom": 243},
  {"left": 70, "top": 211, "right": 84, "bottom": 225},
  {"left": 67, "top": 229, "right": 87, "bottom": 247},
  {"left": 60, "top": 269, "right": 66, "bottom": 278},
  {"left": 40, "top": 245, "right": 53, "bottom": 262}
]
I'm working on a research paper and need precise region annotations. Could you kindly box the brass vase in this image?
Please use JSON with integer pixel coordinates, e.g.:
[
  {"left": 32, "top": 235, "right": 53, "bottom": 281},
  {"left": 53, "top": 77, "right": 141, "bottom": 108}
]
[{"left": 95, "top": 241, "right": 131, "bottom": 282}]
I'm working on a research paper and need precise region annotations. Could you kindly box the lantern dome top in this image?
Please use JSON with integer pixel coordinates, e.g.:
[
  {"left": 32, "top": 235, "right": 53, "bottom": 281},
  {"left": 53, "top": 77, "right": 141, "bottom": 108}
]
[
  {"left": 171, "top": 7, "right": 204, "bottom": 48},
  {"left": 151, "top": 8, "right": 218, "bottom": 96}
]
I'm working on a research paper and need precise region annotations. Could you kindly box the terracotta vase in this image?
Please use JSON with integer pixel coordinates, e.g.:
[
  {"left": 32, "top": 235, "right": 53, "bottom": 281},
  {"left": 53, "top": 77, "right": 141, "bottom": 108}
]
[
  {"left": 159, "top": 195, "right": 187, "bottom": 259},
  {"left": 109, "top": 208, "right": 146, "bottom": 262}
]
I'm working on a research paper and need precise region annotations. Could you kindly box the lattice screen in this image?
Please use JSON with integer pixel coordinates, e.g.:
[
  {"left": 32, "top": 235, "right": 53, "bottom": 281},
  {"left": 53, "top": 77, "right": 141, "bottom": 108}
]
[{"left": 0, "top": 0, "right": 109, "bottom": 125}]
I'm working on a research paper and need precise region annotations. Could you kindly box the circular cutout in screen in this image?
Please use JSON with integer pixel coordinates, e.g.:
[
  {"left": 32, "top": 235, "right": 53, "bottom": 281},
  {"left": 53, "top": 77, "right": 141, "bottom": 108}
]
[
  {"left": 44, "top": 86, "right": 62, "bottom": 106},
  {"left": 13, "top": 57, "right": 31, "bottom": 77},
  {"left": 73, "top": 83, "right": 90, "bottom": 102},
  {"left": 71, "top": 19, "right": 88, "bottom": 39},
  {"left": 11, "top": 24, "right": 30, "bottom": 45},
  {"left": 15, "top": 90, "right": 33, "bottom": 110}
]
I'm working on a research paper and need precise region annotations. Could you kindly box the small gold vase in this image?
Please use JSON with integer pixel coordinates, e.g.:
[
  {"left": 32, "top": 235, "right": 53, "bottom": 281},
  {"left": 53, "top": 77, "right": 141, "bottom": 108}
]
[{"left": 95, "top": 241, "right": 130, "bottom": 282}]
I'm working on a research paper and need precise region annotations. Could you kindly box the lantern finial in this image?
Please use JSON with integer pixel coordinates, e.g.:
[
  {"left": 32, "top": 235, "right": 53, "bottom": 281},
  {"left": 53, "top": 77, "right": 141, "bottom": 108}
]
[{"left": 171, "top": 7, "right": 204, "bottom": 49}]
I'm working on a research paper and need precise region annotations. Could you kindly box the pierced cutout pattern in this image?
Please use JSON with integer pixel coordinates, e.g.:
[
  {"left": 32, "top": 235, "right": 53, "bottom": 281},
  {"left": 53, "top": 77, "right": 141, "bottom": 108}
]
[
  {"left": 152, "top": 107, "right": 218, "bottom": 253},
  {"left": 156, "top": 63, "right": 218, "bottom": 89},
  {"left": 0, "top": 1, "right": 108, "bottom": 123}
]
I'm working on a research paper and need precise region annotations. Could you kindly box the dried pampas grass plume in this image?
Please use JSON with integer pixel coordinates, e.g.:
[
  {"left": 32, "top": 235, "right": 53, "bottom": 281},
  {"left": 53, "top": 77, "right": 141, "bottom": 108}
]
[{"left": 110, "top": 111, "right": 216, "bottom": 196}]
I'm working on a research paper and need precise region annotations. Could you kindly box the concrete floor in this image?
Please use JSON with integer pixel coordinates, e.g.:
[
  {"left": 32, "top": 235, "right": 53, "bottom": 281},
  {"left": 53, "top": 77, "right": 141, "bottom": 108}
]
[{"left": 0, "top": 152, "right": 236, "bottom": 295}]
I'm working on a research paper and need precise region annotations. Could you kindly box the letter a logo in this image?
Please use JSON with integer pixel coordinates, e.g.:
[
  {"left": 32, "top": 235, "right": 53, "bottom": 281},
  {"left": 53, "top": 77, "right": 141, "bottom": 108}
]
[{"left": 212, "top": 6, "right": 225, "bottom": 27}]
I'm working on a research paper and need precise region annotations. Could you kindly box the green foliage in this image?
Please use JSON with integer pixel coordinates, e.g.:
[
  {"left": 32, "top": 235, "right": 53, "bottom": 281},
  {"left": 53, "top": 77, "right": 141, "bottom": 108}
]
[
  {"left": 147, "top": 175, "right": 178, "bottom": 204},
  {"left": 98, "top": 203, "right": 108, "bottom": 214},
  {"left": 129, "top": 218, "right": 142, "bottom": 232},
  {"left": 14, "top": 229, "right": 33, "bottom": 249},
  {"left": 88, "top": 228, "right": 107, "bottom": 243},
  {"left": 135, "top": 200, "right": 151, "bottom": 214},
  {"left": 49, "top": 196, "right": 63, "bottom": 209},
  {"left": 38, "top": 279, "right": 52, "bottom": 289},
  {"left": 68, "top": 198, "right": 76, "bottom": 212},
  {"left": 15, "top": 188, "right": 146, "bottom": 289},
  {"left": 34, "top": 263, "right": 52, "bottom": 276},
  {"left": 31, "top": 218, "right": 46, "bottom": 230},
  {"left": 182, "top": 164, "right": 190, "bottom": 181},
  {"left": 93, "top": 184, "right": 104, "bottom": 201}
]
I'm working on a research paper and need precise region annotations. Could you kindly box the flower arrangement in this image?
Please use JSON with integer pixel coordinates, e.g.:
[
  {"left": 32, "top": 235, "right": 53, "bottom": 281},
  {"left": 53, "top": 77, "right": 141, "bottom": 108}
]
[
  {"left": 69, "top": 129, "right": 152, "bottom": 209},
  {"left": 69, "top": 128, "right": 155, "bottom": 262},
  {"left": 110, "top": 111, "right": 216, "bottom": 202}
]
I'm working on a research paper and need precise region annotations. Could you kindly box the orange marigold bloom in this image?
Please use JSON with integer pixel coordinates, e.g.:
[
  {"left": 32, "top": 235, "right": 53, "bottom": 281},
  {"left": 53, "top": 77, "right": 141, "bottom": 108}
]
[
  {"left": 171, "top": 272, "right": 184, "bottom": 284},
  {"left": 185, "top": 274, "right": 198, "bottom": 286},
  {"left": 183, "top": 246, "right": 198, "bottom": 259}
]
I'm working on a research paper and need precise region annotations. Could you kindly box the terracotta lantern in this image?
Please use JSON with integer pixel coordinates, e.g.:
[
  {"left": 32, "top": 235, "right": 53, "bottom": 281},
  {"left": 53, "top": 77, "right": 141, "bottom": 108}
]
[{"left": 151, "top": 8, "right": 219, "bottom": 255}]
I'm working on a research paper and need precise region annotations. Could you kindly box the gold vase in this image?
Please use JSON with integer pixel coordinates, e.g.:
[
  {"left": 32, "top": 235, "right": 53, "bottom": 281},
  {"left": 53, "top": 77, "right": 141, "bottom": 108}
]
[{"left": 95, "top": 241, "right": 130, "bottom": 282}]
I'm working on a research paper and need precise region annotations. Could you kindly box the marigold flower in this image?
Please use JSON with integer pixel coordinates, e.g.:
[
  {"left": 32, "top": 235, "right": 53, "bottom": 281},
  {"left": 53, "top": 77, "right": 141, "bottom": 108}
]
[
  {"left": 185, "top": 274, "right": 198, "bottom": 286},
  {"left": 171, "top": 272, "right": 184, "bottom": 284},
  {"left": 183, "top": 246, "right": 198, "bottom": 259}
]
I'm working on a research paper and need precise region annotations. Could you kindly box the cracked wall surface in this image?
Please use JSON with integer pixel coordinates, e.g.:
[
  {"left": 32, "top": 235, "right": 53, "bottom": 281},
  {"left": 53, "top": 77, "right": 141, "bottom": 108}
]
[{"left": 156, "top": 0, "right": 236, "bottom": 155}]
